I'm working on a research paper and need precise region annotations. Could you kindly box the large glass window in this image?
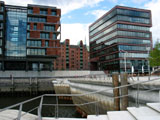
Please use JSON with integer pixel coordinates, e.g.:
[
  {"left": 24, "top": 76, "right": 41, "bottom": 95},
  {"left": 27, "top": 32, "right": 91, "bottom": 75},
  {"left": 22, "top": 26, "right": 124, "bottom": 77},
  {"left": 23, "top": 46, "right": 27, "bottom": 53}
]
[
  {"left": 27, "top": 40, "right": 41, "bottom": 47},
  {"left": 117, "top": 24, "right": 149, "bottom": 31},
  {"left": 117, "top": 15, "right": 150, "bottom": 24},
  {"left": 40, "top": 9, "right": 47, "bottom": 15},
  {"left": 119, "top": 52, "right": 148, "bottom": 58},
  {"left": 0, "top": 15, "right": 3, "bottom": 20},
  {"left": 119, "top": 45, "right": 150, "bottom": 51},
  {"left": 53, "top": 34, "right": 57, "bottom": 39},
  {"left": 90, "top": 9, "right": 116, "bottom": 32},
  {"left": 34, "top": 24, "right": 37, "bottom": 30},
  {"left": 28, "top": 9, "right": 33, "bottom": 14},
  {"left": 90, "top": 14, "right": 150, "bottom": 37},
  {"left": 117, "top": 31, "right": 150, "bottom": 38},
  {"left": 27, "top": 48, "right": 45, "bottom": 55},
  {"left": 0, "top": 6, "right": 3, "bottom": 12},
  {"left": 0, "top": 48, "right": 1, "bottom": 54},
  {"left": 5, "top": 8, "right": 27, "bottom": 57},
  {"left": 45, "top": 41, "right": 49, "bottom": 47},
  {"left": 40, "top": 33, "right": 49, "bottom": 39},
  {"left": 0, "top": 23, "right": 3, "bottom": 28},
  {"left": 44, "top": 25, "right": 55, "bottom": 31},
  {"left": 104, "top": 38, "right": 151, "bottom": 46},
  {"left": 28, "top": 17, "right": 46, "bottom": 22},
  {"left": 0, "top": 31, "right": 2, "bottom": 37},
  {"left": 117, "top": 9, "right": 150, "bottom": 18},
  {"left": 0, "top": 39, "right": 2, "bottom": 46},
  {"left": 52, "top": 11, "right": 56, "bottom": 15},
  {"left": 27, "top": 24, "right": 30, "bottom": 30}
]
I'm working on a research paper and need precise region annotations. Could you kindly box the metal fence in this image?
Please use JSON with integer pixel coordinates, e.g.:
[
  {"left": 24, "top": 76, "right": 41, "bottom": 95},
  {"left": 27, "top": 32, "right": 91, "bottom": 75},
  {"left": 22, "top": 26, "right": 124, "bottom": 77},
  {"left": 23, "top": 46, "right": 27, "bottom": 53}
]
[{"left": 0, "top": 74, "right": 160, "bottom": 120}]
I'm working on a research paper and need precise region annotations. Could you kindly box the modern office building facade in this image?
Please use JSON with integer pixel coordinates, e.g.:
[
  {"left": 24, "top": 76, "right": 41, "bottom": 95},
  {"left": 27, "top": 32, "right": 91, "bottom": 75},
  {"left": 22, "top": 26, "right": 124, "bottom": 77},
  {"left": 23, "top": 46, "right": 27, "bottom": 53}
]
[
  {"left": 0, "top": 1, "right": 61, "bottom": 71},
  {"left": 89, "top": 6, "right": 152, "bottom": 73},
  {"left": 54, "top": 39, "right": 89, "bottom": 70}
]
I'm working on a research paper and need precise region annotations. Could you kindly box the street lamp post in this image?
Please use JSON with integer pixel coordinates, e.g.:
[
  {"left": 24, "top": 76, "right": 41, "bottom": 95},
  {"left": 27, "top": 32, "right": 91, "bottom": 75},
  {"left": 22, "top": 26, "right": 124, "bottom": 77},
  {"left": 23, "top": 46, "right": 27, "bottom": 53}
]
[
  {"left": 146, "top": 47, "right": 151, "bottom": 80},
  {"left": 120, "top": 50, "right": 128, "bottom": 73}
]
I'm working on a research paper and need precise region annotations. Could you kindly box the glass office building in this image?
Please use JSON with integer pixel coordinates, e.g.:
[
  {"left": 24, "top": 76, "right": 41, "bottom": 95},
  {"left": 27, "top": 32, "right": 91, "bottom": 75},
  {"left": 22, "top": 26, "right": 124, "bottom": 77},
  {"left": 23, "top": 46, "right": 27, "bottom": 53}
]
[
  {"left": 0, "top": 1, "right": 61, "bottom": 70},
  {"left": 89, "top": 6, "right": 152, "bottom": 73}
]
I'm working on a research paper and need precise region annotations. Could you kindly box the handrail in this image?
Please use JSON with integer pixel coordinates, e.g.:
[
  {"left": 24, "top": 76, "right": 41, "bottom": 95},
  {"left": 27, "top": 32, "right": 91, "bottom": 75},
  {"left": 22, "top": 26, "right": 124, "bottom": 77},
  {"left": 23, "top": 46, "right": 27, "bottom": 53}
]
[
  {"left": 0, "top": 75, "right": 160, "bottom": 119},
  {"left": 1, "top": 76, "right": 160, "bottom": 112}
]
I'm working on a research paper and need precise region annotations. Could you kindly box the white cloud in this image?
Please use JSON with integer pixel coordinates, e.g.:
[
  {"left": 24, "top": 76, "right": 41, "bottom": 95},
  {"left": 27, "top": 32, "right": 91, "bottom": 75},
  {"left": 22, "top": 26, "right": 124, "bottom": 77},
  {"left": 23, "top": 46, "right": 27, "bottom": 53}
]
[
  {"left": 145, "top": 0, "right": 160, "bottom": 45},
  {"left": 5, "top": 0, "right": 103, "bottom": 15},
  {"left": 89, "top": 9, "right": 108, "bottom": 19},
  {"left": 61, "top": 23, "right": 90, "bottom": 45},
  {"left": 132, "top": 0, "right": 148, "bottom": 4},
  {"left": 5, "top": 0, "right": 35, "bottom": 6}
]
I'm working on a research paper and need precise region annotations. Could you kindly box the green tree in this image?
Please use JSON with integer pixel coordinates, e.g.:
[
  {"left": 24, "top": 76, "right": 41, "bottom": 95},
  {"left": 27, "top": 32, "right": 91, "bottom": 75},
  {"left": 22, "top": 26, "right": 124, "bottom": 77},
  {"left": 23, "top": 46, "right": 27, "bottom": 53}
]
[{"left": 149, "top": 40, "right": 160, "bottom": 67}]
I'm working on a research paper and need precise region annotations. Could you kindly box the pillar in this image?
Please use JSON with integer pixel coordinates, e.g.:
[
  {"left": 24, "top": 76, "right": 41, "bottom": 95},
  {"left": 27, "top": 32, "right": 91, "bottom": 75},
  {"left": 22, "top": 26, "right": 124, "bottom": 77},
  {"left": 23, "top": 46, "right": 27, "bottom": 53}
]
[{"left": 112, "top": 72, "right": 120, "bottom": 111}]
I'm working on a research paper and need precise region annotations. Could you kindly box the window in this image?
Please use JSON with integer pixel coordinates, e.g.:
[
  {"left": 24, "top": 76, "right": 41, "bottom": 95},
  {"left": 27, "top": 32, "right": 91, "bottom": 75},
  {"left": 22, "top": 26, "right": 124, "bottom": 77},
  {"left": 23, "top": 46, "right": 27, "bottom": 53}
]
[
  {"left": 5, "top": 8, "right": 27, "bottom": 57},
  {"left": 44, "top": 25, "right": 55, "bottom": 31},
  {"left": 0, "top": 23, "right": 3, "bottom": 28},
  {"left": 40, "top": 9, "right": 47, "bottom": 15},
  {"left": 28, "top": 9, "right": 33, "bottom": 14},
  {"left": 40, "top": 33, "right": 49, "bottom": 39},
  {"left": 27, "top": 32, "right": 30, "bottom": 38},
  {"left": 45, "top": 41, "right": 49, "bottom": 47},
  {"left": 34, "top": 24, "right": 37, "bottom": 30},
  {"left": 53, "top": 34, "right": 56, "bottom": 39},
  {"left": 0, "top": 39, "right": 2, "bottom": 46},
  {"left": 0, "top": 6, "right": 3, "bottom": 11},
  {"left": 0, "top": 48, "right": 2, "bottom": 54},
  {"left": 52, "top": 11, "right": 56, "bottom": 15},
  {"left": 27, "top": 40, "right": 41, "bottom": 47},
  {"left": 28, "top": 17, "right": 46, "bottom": 22},
  {"left": 27, "top": 49, "right": 45, "bottom": 55},
  {"left": 27, "top": 24, "right": 30, "bottom": 30},
  {"left": 0, "top": 15, "right": 3, "bottom": 20},
  {"left": 0, "top": 31, "right": 2, "bottom": 37}
]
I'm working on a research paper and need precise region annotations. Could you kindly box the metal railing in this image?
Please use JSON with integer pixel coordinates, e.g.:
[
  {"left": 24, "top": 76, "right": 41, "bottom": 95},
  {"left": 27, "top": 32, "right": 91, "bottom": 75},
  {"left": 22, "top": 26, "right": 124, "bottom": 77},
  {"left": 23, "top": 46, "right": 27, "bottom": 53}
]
[{"left": 0, "top": 74, "right": 160, "bottom": 120}]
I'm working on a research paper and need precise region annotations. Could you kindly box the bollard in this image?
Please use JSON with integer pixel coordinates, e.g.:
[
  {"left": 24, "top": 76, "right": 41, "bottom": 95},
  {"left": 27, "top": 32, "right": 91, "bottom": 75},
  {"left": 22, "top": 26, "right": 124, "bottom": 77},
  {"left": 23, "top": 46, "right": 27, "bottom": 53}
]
[
  {"left": 112, "top": 72, "right": 120, "bottom": 111},
  {"left": 120, "top": 73, "right": 128, "bottom": 110}
]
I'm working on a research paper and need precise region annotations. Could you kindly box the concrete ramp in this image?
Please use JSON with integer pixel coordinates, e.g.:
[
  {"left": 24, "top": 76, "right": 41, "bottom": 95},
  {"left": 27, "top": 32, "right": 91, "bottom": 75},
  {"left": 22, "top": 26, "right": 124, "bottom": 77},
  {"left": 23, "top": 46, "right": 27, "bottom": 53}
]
[{"left": 0, "top": 109, "right": 37, "bottom": 120}]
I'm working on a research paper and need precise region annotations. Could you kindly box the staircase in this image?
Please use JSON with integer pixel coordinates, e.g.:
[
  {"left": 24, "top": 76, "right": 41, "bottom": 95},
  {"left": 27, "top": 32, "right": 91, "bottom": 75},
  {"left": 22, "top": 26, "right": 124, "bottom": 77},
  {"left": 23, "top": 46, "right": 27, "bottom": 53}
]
[
  {"left": 87, "top": 102, "right": 160, "bottom": 120},
  {"left": 43, "top": 102, "right": 160, "bottom": 120}
]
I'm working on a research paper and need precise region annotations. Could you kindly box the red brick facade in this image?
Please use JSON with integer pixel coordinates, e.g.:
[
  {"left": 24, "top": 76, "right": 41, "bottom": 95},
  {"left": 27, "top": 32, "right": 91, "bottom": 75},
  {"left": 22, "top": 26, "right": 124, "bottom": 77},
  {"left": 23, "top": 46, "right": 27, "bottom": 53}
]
[{"left": 54, "top": 39, "right": 89, "bottom": 70}]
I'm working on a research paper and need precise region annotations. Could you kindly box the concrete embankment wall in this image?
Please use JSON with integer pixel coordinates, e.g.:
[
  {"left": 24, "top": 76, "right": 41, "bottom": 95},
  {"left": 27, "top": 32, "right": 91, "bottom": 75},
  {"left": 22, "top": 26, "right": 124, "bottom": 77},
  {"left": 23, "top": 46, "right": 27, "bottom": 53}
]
[
  {"left": 68, "top": 77, "right": 115, "bottom": 115},
  {"left": 0, "top": 71, "right": 104, "bottom": 95},
  {"left": 54, "top": 75, "right": 160, "bottom": 115},
  {"left": 0, "top": 70, "right": 104, "bottom": 77}
]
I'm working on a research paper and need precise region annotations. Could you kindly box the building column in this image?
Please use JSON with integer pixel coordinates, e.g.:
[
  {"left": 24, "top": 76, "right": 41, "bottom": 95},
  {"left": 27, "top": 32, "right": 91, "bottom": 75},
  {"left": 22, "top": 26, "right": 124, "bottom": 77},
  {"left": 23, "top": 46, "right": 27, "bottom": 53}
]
[
  {"left": 26, "top": 61, "right": 28, "bottom": 71},
  {"left": 50, "top": 61, "right": 53, "bottom": 71},
  {"left": 38, "top": 61, "right": 40, "bottom": 71},
  {"left": 2, "top": 60, "right": 4, "bottom": 71}
]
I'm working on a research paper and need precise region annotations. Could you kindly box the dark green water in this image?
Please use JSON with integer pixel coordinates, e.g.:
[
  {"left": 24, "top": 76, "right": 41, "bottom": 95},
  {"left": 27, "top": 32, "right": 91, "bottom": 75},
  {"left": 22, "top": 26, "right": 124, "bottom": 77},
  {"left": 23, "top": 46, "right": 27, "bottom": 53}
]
[{"left": 0, "top": 96, "right": 82, "bottom": 118}]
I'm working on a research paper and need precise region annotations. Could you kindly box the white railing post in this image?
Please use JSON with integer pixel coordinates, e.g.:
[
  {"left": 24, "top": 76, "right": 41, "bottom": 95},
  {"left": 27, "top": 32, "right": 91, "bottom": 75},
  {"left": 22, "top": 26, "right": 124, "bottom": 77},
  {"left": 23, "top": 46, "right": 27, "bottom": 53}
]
[
  {"left": 38, "top": 96, "right": 43, "bottom": 120},
  {"left": 17, "top": 104, "right": 23, "bottom": 120}
]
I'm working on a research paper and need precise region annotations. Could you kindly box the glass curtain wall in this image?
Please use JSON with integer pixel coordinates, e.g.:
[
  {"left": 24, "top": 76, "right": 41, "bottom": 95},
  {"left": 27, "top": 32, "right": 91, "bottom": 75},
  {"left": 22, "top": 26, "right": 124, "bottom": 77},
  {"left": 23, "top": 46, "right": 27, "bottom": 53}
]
[{"left": 5, "top": 7, "right": 27, "bottom": 57}]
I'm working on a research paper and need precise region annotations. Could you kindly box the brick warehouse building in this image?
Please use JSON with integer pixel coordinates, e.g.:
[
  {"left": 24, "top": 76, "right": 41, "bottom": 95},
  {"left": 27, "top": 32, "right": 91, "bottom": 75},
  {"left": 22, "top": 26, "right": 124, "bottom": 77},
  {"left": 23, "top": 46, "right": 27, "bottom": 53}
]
[
  {"left": 54, "top": 39, "right": 89, "bottom": 70},
  {"left": 0, "top": 1, "right": 61, "bottom": 71},
  {"left": 89, "top": 6, "right": 152, "bottom": 73}
]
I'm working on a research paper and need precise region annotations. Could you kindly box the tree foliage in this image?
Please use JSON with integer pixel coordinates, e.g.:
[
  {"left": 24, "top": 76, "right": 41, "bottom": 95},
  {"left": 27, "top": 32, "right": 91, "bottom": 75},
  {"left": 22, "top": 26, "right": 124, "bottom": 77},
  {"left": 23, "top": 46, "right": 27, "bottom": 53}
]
[{"left": 149, "top": 41, "right": 160, "bottom": 67}]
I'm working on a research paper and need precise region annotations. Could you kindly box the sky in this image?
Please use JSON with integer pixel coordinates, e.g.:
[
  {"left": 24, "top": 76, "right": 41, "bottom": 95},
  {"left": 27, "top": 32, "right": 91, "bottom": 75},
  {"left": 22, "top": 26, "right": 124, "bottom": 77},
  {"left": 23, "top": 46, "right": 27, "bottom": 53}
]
[{"left": 4, "top": 0, "right": 160, "bottom": 45}]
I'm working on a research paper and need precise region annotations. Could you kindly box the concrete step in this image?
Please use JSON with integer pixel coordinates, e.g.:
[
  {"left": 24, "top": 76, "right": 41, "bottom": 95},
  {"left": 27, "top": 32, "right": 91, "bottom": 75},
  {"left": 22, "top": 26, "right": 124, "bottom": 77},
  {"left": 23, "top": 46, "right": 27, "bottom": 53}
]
[
  {"left": 127, "top": 106, "right": 160, "bottom": 120},
  {"left": 43, "top": 118, "right": 87, "bottom": 120},
  {"left": 107, "top": 111, "right": 136, "bottom": 120},
  {"left": 147, "top": 103, "right": 160, "bottom": 113},
  {"left": 87, "top": 115, "right": 108, "bottom": 120},
  {"left": 0, "top": 109, "right": 37, "bottom": 120}
]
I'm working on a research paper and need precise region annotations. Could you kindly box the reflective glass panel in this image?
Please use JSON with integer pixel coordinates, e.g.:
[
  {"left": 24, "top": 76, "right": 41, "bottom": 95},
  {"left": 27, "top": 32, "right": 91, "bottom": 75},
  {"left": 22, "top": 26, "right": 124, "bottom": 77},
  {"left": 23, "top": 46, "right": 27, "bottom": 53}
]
[{"left": 5, "top": 8, "right": 27, "bottom": 57}]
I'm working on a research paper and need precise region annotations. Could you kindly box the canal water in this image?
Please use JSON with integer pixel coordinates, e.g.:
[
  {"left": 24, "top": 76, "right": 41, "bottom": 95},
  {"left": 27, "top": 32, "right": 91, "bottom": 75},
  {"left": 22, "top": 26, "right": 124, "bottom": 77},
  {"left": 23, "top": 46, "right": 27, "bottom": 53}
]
[{"left": 0, "top": 96, "right": 82, "bottom": 118}]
